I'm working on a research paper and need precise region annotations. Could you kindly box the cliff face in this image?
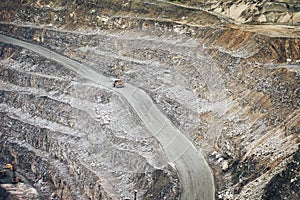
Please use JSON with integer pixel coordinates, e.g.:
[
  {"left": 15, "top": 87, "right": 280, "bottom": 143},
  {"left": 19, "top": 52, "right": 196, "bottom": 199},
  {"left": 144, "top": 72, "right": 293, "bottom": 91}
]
[
  {"left": 2, "top": 0, "right": 299, "bottom": 27},
  {"left": 0, "top": 0, "right": 299, "bottom": 199},
  {"left": 0, "top": 43, "right": 180, "bottom": 199}
]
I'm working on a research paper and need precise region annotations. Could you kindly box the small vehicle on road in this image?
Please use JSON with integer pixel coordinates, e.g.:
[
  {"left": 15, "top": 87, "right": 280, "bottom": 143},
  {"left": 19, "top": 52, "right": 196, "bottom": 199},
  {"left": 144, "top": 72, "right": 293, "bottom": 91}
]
[{"left": 113, "top": 79, "right": 124, "bottom": 88}]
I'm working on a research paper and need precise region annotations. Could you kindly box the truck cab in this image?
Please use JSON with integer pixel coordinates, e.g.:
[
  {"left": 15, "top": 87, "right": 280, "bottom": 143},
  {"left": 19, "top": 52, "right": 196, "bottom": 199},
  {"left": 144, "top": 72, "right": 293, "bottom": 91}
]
[{"left": 113, "top": 79, "right": 124, "bottom": 88}]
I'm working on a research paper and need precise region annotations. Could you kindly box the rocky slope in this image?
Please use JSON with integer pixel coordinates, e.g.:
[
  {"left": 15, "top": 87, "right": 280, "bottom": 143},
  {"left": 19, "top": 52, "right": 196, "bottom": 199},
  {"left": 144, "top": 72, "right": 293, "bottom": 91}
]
[
  {"left": 0, "top": 43, "right": 180, "bottom": 199},
  {"left": 0, "top": 0, "right": 300, "bottom": 199},
  {"left": 169, "top": 0, "right": 300, "bottom": 25}
]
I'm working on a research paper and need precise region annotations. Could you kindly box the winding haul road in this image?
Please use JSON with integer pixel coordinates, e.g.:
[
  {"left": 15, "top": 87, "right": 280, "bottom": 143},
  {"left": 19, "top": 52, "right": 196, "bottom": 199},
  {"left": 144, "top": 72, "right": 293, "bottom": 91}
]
[{"left": 0, "top": 34, "right": 215, "bottom": 200}]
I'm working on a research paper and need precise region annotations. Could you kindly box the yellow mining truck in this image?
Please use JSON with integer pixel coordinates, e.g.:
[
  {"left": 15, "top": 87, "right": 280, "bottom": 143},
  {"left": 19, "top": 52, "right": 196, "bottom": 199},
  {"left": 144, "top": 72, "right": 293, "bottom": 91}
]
[
  {"left": 113, "top": 79, "right": 124, "bottom": 88},
  {"left": 0, "top": 162, "right": 21, "bottom": 184}
]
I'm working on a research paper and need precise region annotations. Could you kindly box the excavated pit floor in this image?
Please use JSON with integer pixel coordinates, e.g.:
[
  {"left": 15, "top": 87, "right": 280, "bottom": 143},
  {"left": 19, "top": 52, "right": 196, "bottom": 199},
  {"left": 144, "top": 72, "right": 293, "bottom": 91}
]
[{"left": 0, "top": 9, "right": 299, "bottom": 199}]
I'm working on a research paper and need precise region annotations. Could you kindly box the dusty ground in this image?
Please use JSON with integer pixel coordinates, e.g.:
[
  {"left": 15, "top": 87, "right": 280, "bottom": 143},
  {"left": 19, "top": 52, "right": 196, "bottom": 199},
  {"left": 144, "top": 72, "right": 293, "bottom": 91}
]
[
  {"left": 167, "top": 0, "right": 300, "bottom": 25},
  {"left": 0, "top": 0, "right": 299, "bottom": 199},
  {"left": 0, "top": 42, "right": 180, "bottom": 199}
]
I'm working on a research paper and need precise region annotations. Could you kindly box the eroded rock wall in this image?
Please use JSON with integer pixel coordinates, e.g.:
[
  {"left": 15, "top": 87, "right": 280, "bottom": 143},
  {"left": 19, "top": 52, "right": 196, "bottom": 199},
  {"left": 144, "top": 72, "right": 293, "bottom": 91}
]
[
  {"left": 0, "top": 44, "right": 180, "bottom": 199},
  {"left": 0, "top": 0, "right": 299, "bottom": 199},
  {"left": 1, "top": 21, "right": 299, "bottom": 199},
  {"left": 171, "top": 0, "right": 300, "bottom": 25}
]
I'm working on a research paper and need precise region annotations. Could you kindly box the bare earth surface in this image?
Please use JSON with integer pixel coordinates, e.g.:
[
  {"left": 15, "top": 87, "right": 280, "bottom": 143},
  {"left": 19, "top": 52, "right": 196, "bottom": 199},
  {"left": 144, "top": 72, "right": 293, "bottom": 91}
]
[
  {"left": 0, "top": 34, "right": 215, "bottom": 200},
  {"left": 0, "top": 0, "right": 299, "bottom": 199}
]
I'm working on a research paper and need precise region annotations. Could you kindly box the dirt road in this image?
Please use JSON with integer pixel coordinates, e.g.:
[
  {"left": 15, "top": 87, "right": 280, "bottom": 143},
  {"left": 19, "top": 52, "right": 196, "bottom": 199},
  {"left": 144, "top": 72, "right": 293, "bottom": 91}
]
[{"left": 0, "top": 34, "right": 215, "bottom": 200}]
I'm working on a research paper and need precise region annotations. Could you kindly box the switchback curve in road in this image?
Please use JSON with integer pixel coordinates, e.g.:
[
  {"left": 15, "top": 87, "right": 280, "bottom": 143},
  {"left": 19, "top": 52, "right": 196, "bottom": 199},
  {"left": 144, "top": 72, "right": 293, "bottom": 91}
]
[{"left": 0, "top": 34, "right": 215, "bottom": 200}]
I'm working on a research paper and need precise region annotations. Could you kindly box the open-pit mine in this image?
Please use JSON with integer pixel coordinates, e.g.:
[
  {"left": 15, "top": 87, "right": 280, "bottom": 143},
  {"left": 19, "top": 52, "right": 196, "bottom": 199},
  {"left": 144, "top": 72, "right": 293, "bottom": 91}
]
[{"left": 0, "top": 0, "right": 299, "bottom": 200}]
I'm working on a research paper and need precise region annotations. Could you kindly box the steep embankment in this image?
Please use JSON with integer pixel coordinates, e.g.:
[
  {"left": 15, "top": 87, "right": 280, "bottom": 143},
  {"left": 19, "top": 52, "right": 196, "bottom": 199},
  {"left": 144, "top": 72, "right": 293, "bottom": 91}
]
[
  {"left": 0, "top": 0, "right": 299, "bottom": 199},
  {"left": 0, "top": 42, "right": 180, "bottom": 199},
  {"left": 167, "top": 0, "right": 300, "bottom": 25}
]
